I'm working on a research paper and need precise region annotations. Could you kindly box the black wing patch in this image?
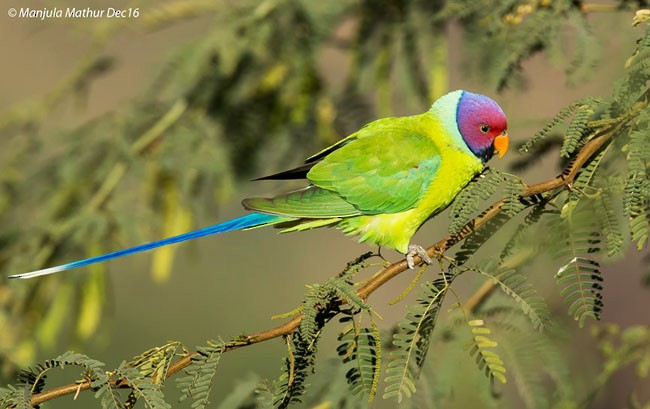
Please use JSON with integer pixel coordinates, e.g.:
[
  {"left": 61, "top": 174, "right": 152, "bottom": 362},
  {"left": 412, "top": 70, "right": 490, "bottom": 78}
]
[
  {"left": 252, "top": 163, "right": 315, "bottom": 181},
  {"left": 253, "top": 134, "right": 360, "bottom": 181}
]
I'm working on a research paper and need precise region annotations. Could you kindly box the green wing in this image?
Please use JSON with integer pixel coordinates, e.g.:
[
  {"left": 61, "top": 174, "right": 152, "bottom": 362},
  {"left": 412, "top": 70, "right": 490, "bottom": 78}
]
[
  {"left": 307, "top": 118, "right": 441, "bottom": 214},
  {"left": 246, "top": 115, "right": 442, "bottom": 218},
  {"left": 242, "top": 186, "right": 362, "bottom": 218}
]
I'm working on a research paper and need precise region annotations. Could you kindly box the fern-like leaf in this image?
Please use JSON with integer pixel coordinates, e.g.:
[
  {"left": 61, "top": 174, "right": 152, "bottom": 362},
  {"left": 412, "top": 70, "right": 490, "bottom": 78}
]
[
  {"left": 454, "top": 212, "right": 512, "bottom": 265},
  {"left": 272, "top": 255, "right": 375, "bottom": 408},
  {"left": 383, "top": 276, "right": 450, "bottom": 402},
  {"left": 126, "top": 342, "right": 181, "bottom": 385},
  {"left": 0, "top": 387, "right": 14, "bottom": 408},
  {"left": 338, "top": 251, "right": 374, "bottom": 279},
  {"left": 337, "top": 325, "right": 380, "bottom": 401},
  {"left": 448, "top": 169, "right": 503, "bottom": 234},
  {"left": 499, "top": 201, "right": 556, "bottom": 261},
  {"left": 624, "top": 127, "right": 650, "bottom": 250},
  {"left": 501, "top": 174, "right": 527, "bottom": 217},
  {"left": 622, "top": 32, "right": 650, "bottom": 87},
  {"left": 569, "top": 147, "right": 609, "bottom": 204},
  {"left": 329, "top": 279, "right": 371, "bottom": 312},
  {"left": 298, "top": 255, "right": 372, "bottom": 343},
  {"left": 272, "top": 331, "right": 318, "bottom": 408},
  {"left": 118, "top": 364, "right": 170, "bottom": 409},
  {"left": 10, "top": 351, "right": 109, "bottom": 407},
  {"left": 54, "top": 351, "right": 108, "bottom": 388},
  {"left": 595, "top": 185, "right": 625, "bottom": 257},
  {"left": 8, "top": 380, "right": 31, "bottom": 409},
  {"left": 556, "top": 256, "right": 603, "bottom": 327},
  {"left": 96, "top": 381, "right": 125, "bottom": 409},
  {"left": 489, "top": 311, "right": 574, "bottom": 408},
  {"left": 560, "top": 102, "right": 594, "bottom": 158},
  {"left": 176, "top": 340, "right": 224, "bottom": 409},
  {"left": 552, "top": 199, "right": 604, "bottom": 326},
  {"left": 630, "top": 212, "right": 650, "bottom": 250},
  {"left": 16, "top": 367, "right": 47, "bottom": 399},
  {"left": 471, "top": 259, "right": 552, "bottom": 331},
  {"left": 464, "top": 319, "right": 507, "bottom": 384},
  {"left": 520, "top": 101, "right": 581, "bottom": 154}
]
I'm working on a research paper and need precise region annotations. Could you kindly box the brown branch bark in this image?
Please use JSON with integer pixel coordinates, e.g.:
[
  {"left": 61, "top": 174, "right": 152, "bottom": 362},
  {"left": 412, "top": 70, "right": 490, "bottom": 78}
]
[{"left": 25, "top": 117, "right": 628, "bottom": 407}]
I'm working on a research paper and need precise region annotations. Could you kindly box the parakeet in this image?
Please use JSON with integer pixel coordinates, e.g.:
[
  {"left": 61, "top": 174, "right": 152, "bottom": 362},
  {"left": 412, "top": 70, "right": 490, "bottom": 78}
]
[{"left": 9, "top": 90, "right": 508, "bottom": 279}]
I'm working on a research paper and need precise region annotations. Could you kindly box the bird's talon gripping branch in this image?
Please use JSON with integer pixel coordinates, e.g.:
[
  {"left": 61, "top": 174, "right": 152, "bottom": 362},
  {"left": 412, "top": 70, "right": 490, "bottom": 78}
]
[{"left": 407, "top": 244, "right": 432, "bottom": 269}]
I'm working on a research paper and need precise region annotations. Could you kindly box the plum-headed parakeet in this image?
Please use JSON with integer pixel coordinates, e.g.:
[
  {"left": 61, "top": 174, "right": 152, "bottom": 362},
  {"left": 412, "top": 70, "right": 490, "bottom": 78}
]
[{"left": 10, "top": 90, "right": 508, "bottom": 279}]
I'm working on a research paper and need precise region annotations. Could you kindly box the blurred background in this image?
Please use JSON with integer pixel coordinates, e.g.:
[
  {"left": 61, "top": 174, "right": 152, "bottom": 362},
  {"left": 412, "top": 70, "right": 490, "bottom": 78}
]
[{"left": 0, "top": 0, "right": 648, "bottom": 408}]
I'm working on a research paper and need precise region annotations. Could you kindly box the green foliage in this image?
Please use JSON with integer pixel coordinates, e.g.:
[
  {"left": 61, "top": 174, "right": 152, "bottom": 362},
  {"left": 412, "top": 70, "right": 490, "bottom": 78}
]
[
  {"left": 469, "top": 259, "right": 551, "bottom": 331},
  {"left": 176, "top": 340, "right": 224, "bottom": 409},
  {"left": 271, "top": 253, "right": 376, "bottom": 408},
  {"left": 488, "top": 308, "right": 574, "bottom": 409},
  {"left": 624, "top": 124, "right": 650, "bottom": 250},
  {"left": 118, "top": 364, "right": 171, "bottom": 409},
  {"left": 440, "top": 1, "right": 602, "bottom": 90},
  {"left": 54, "top": 351, "right": 109, "bottom": 388},
  {"left": 565, "top": 10, "right": 601, "bottom": 84},
  {"left": 448, "top": 170, "right": 527, "bottom": 247},
  {"left": 499, "top": 201, "right": 554, "bottom": 262},
  {"left": 383, "top": 274, "right": 450, "bottom": 402},
  {"left": 96, "top": 381, "right": 124, "bottom": 409},
  {"left": 126, "top": 342, "right": 180, "bottom": 386},
  {"left": 556, "top": 255, "right": 604, "bottom": 327},
  {"left": 560, "top": 103, "right": 595, "bottom": 158},
  {"left": 569, "top": 146, "right": 608, "bottom": 203},
  {"left": 463, "top": 318, "right": 507, "bottom": 384},
  {"left": 594, "top": 180, "right": 626, "bottom": 258},
  {"left": 337, "top": 320, "right": 381, "bottom": 400},
  {"left": 285, "top": 357, "right": 374, "bottom": 409},
  {"left": 300, "top": 269, "right": 368, "bottom": 344},
  {"left": 271, "top": 333, "right": 316, "bottom": 408},
  {"left": 551, "top": 200, "right": 604, "bottom": 327},
  {"left": 453, "top": 211, "right": 513, "bottom": 266},
  {"left": 520, "top": 97, "right": 599, "bottom": 155},
  {"left": 501, "top": 174, "right": 527, "bottom": 217},
  {"left": 448, "top": 169, "right": 505, "bottom": 234},
  {"left": 0, "top": 352, "right": 109, "bottom": 408},
  {"left": 0, "top": 385, "right": 20, "bottom": 409}
]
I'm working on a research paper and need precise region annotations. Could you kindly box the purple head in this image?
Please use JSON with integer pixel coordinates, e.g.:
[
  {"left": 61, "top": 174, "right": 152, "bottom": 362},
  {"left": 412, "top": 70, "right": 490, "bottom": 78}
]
[{"left": 456, "top": 91, "right": 509, "bottom": 162}]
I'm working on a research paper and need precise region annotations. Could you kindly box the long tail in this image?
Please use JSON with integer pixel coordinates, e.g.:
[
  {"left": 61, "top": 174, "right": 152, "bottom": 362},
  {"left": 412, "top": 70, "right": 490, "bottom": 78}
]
[{"left": 9, "top": 212, "right": 284, "bottom": 280}]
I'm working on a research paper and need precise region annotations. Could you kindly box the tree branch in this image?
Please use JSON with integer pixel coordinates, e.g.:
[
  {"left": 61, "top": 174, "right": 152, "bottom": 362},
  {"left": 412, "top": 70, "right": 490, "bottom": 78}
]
[{"left": 24, "top": 114, "right": 631, "bottom": 407}]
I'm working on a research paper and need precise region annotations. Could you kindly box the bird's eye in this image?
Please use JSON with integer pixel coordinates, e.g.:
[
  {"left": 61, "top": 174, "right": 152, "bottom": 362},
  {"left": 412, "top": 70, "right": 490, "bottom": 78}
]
[{"left": 479, "top": 124, "right": 490, "bottom": 134}]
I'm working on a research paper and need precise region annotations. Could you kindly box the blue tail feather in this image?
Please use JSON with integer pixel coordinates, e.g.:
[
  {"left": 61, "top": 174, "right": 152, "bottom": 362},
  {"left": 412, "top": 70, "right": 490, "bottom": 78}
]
[{"left": 9, "top": 212, "right": 283, "bottom": 279}]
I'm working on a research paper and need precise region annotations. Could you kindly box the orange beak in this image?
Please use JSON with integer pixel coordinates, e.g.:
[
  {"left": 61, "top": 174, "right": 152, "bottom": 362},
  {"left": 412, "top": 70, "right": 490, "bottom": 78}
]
[{"left": 494, "top": 132, "right": 509, "bottom": 159}]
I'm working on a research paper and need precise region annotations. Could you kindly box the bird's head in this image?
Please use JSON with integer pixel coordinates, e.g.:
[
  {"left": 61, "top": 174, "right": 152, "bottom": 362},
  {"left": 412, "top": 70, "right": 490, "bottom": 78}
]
[{"left": 455, "top": 91, "right": 509, "bottom": 162}]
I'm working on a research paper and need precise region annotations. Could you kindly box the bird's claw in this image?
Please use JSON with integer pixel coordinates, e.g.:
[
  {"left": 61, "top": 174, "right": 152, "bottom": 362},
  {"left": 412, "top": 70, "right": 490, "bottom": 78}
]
[{"left": 406, "top": 244, "right": 432, "bottom": 269}]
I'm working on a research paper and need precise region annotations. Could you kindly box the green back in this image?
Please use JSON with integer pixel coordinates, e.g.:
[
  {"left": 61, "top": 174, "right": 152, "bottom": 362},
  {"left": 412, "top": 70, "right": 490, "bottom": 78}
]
[{"left": 307, "top": 116, "right": 441, "bottom": 214}]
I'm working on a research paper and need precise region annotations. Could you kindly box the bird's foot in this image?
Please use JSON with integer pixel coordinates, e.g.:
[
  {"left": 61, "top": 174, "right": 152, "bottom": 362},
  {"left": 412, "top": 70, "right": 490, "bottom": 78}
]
[{"left": 406, "top": 244, "right": 432, "bottom": 269}]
